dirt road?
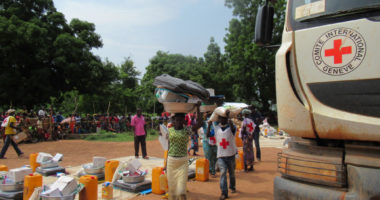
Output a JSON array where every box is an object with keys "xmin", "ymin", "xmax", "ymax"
[{"xmin": 0, "ymin": 139, "xmax": 281, "ymax": 200}]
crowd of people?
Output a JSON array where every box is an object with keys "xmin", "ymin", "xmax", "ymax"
[
  {"xmin": 0, "ymin": 108, "xmax": 139, "ymax": 136},
  {"xmin": 0, "ymin": 104, "xmax": 265, "ymax": 200}
]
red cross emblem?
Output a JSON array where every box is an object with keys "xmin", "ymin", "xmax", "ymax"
[
  {"xmin": 219, "ymin": 138, "xmax": 229, "ymax": 149},
  {"xmin": 247, "ymin": 122, "xmax": 254, "ymax": 133},
  {"xmin": 325, "ymin": 39, "xmax": 352, "ymax": 64}
]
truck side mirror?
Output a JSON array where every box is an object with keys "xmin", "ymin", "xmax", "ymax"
[{"xmin": 254, "ymin": 4, "xmax": 274, "ymax": 45}]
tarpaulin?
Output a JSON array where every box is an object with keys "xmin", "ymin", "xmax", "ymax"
[{"xmin": 154, "ymin": 74, "xmax": 210, "ymax": 100}]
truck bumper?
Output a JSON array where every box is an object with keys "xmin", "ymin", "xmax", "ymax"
[
  {"xmin": 274, "ymin": 165, "xmax": 380, "ymax": 200},
  {"xmin": 274, "ymin": 176, "xmax": 345, "ymax": 200}
]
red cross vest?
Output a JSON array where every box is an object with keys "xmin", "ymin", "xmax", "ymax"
[{"xmin": 215, "ymin": 125, "xmax": 237, "ymax": 158}]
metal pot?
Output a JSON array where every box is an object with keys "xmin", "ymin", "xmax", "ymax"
[
  {"xmin": 82, "ymin": 163, "xmax": 104, "ymax": 174},
  {"xmin": 40, "ymin": 161, "xmax": 60, "ymax": 169},
  {"xmin": 40, "ymin": 193, "xmax": 76, "ymax": 200},
  {"xmin": 122, "ymin": 175, "xmax": 145, "ymax": 183},
  {"xmin": 0, "ymin": 182, "xmax": 24, "ymax": 192}
]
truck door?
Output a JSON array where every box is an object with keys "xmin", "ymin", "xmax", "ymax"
[{"xmin": 290, "ymin": 0, "xmax": 380, "ymax": 141}]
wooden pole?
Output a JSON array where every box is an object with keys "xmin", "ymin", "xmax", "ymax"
[
  {"xmin": 106, "ymin": 101, "xmax": 111, "ymax": 117},
  {"xmin": 73, "ymin": 97, "xmax": 79, "ymax": 115}
]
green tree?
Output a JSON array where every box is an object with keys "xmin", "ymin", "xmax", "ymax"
[
  {"xmin": 53, "ymin": 59, "xmax": 140, "ymax": 115},
  {"xmin": 111, "ymin": 58, "xmax": 141, "ymax": 114},
  {"xmin": 0, "ymin": 0, "xmax": 117, "ymax": 108},
  {"xmin": 119, "ymin": 57, "xmax": 140, "ymax": 89},
  {"xmin": 224, "ymin": 0, "xmax": 286, "ymax": 115},
  {"xmin": 203, "ymin": 37, "xmax": 233, "ymax": 99},
  {"xmin": 139, "ymin": 51, "xmax": 206, "ymax": 112}
]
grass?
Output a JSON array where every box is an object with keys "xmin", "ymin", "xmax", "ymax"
[{"xmin": 83, "ymin": 129, "xmax": 159, "ymax": 142}]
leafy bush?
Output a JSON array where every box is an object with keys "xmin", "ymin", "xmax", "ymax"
[{"xmin": 83, "ymin": 130, "xmax": 158, "ymax": 142}]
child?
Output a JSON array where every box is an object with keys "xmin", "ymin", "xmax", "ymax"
[
  {"xmin": 37, "ymin": 117, "xmax": 45, "ymax": 140},
  {"xmin": 207, "ymin": 109, "xmax": 237, "ymax": 200},
  {"xmin": 188, "ymin": 131, "xmax": 199, "ymax": 156},
  {"xmin": 240, "ymin": 109, "xmax": 255, "ymax": 172},
  {"xmin": 203, "ymin": 112, "xmax": 217, "ymax": 177},
  {"xmin": 188, "ymin": 113, "xmax": 199, "ymax": 156}
]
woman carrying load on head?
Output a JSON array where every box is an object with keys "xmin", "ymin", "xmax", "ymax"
[
  {"xmin": 161, "ymin": 102, "xmax": 203, "ymax": 200},
  {"xmin": 240, "ymin": 109, "xmax": 255, "ymax": 172}
]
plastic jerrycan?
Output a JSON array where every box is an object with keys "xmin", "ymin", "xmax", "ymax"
[
  {"xmin": 235, "ymin": 150, "xmax": 244, "ymax": 170},
  {"xmin": 235, "ymin": 128, "xmax": 243, "ymax": 148},
  {"xmin": 195, "ymin": 158, "xmax": 209, "ymax": 181},
  {"xmin": 105, "ymin": 160, "xmax": 119, "ymax": 182},
  {"xmin": 79, "ymin": 175, "xmax": 98, "ymax": 200},
  {"xmin": 0, "ymin": 165, "xmax": 8, "ymax": 171},
  {"xmin": 29, "ymin": 153, "xmax": 40, "ymax": 172},
  {"xmin": 102, "ymin": 181, "xmax": 113, "ymax": 200},
  {"xmin": 159, "ymin": 171, "xmax": 168, "ymax": 192},
  {"xmin": 23, "ymin": 174, "xmax": 43, "ymax": 200},
  {"xmin": 152, "ymin": 167, "xmax": 165, "ymax": 194}
]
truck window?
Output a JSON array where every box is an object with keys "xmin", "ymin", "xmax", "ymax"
[{"xmin": 288, "ymin": 0, "xmax": 380, "ymax": 30}]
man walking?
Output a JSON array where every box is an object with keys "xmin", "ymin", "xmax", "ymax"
[
  {"xmin": 131, "ymin": 108, "xmax": 148, "ymax": 159},
  {"xmin": 0, "ymin": 109, "xmax": 24, "ymax": 159},
  {"xmin": 249, "ymin": 106, "xmax": 263, "ymax": 161},
  {"xmin": 208, "ymin": 110, "xmax": 237, "ymax": 200},
  {"xmin": 203, "ymin": 112, "xmax": 218, "ymax": 177}
]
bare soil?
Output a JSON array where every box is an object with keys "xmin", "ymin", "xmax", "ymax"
[{"xmin": 0, "ymin": 139, "xmax": 280, "ymax": 200}]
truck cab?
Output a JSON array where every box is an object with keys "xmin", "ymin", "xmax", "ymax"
[{"xmin": 255, "ymin": 1, "xmax": 380, "ymax": 199}]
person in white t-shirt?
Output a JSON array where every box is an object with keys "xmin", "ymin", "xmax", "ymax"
[{"xmin": 207, "ymin": 110, "xmax": 237, "ymax": 200}]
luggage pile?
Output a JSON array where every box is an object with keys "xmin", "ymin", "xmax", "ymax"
[
  {"xmin": 154, "ymin": 74, "xmax": 210, "ymax": 113},
  {"xmin": 80, "ymin": 157, "xmax": 106, "ymax": 179},
  {"xmin": 112, "ymin": 160, "xmax": 151, "ymax": 193},
  {"xmin": 39, "ymin": 175, "xmax": 82, "ymax": 199},
  {"xmin": 35, "ymin": 152, "xmax": 66, "ymax": 176},
  {"xmin": 0, "ymin": 167, "xmax": 32, "ymax": 199}
]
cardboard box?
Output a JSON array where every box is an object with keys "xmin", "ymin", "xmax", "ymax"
[
  {"xmin": 52, "ymin": 153, "xmax": 63, "ymax": 162},
  {"xmin": 50, "ymin": 176, "xmax": 77, "ymax": 196},
  {"xmin": 37, "ymin": 152, "xmax": 53, "ymax": 163},
  {"xmin": 92, "ymin": 157, "xmax": 106, "ymax": 168},
  {"xmin": 12, "ymin": 132, "xmax": 27, "ymax": 144},
  {"xmin": 8, "ymin": 167, "xmax": 32, "ymax": 183}
]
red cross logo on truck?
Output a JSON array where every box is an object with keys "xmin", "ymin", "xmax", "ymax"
[
  {"xmin": 324, "ymin": 39, "xmax": 352, "ymax": 64},
  {"xmin": 219, "ymin": 138, "xmax": 230, "ymax": 149},
  {"xmin": 313, "ymin": 28, "xmax": 366, "ymax": 76}
]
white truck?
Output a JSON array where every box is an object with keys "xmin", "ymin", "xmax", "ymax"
[{"xmin": 255, "ymin": 0, "xmax": 380, "ymax": 199}]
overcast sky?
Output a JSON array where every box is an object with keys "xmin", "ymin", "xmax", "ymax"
[{"xmin": 54, "ymin": 0, "xmax": 233, "ymax": 76}]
